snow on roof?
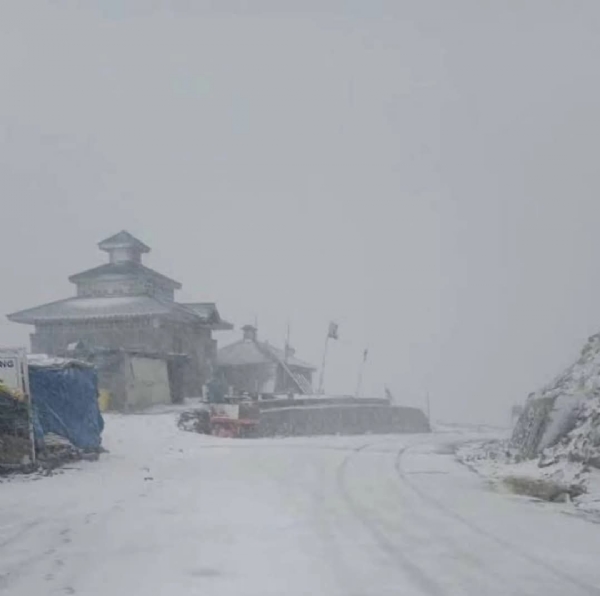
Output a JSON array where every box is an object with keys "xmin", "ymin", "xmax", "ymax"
[
  {"xmin": 27, "ymin": 354, "xmax": 93, "ymax": 369},
  {"xmin": 180, "ymin": 303, "xmax": 216, "ymax": 319},
  {"xmin": 218, "ymin": 340, "xmax": 272, "ymax": 366},
  {"xmin": 8, "ymin": 296, "xmax": 198, "ymax": 324},
  {"xmin": 98, "ymin": 230, "xmax": 150, "ymax": 253},
  {"xmin": 218, "ymin": 339, "xmax": 315, "ymax": 370}
]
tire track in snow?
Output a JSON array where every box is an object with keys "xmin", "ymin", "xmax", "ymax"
[
  {"xmin": 0, "ymin": 523, "xmax": 72, "ymax": 593},
  {"xmin": 395, "ymin": 446, "xmax": 600, "ymax": 596},
  {"xmin": 257, "ymin": 449, "xmax": 370, "ymax": 596},
  {"xmin": 0, "ymin": 519, "xmax": 43, "ymax": 549},
  {"xmin": 335, "ymin": 441, "xmax": 446, "ymax": 596},
  {"xmin": 339, "ymin": 441, "xmax": 519, "ymax": 595},
  {"xmin": 383, "ymin": 447, "xmax": 527, "ymax": 595}
]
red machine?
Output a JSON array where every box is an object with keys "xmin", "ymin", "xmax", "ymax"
[{"xmin": 209, "ymin": 400, "xmax": 260, "ymax": 438}]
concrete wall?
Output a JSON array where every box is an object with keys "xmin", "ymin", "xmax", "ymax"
[{"xmin": 256, "ymin": 404, "xmax": 430, "ymax": 437}]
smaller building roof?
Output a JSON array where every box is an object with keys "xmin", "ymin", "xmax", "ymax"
[
  {"xmin": 98, "ymin": 230, "xmax": 150, "ymax": 254},
  {"xmin": 218, "ymin": 338, "xmax": 315, "ymax": 370}
]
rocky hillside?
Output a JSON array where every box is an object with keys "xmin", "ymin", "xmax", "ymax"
[
  {"xmin": 456, "ymin": 334, "xmax": 600, "ymax": 515},
  {"xmin": 512, "ymin": 333, "xmax": 600, "ymax": 464}
]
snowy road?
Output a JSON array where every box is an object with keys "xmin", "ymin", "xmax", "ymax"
[{"xmin": 1, "ymin": 414, "xmax": 600, "ymax": 596}]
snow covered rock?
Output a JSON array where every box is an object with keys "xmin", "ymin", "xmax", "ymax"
[
  {"xmin": 546, "ymin": 398, "xmax": 600, "ymax": 467},
  {"xmin": 459, "ymin": 334, "xmax": 600, "ymax": 515},
  {"xmin": 512, "ymin": 333, "xmax": 600, "ymax": 458}
]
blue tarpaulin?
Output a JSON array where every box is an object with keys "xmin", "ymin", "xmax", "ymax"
[{"xmin": 29, "ymin": 362, "xmax": 104, "ymax": 451}]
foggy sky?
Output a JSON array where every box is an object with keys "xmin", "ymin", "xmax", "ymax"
[{"xmin": 1, "ymin": 1, "xmax": 600, "ymax": 424}]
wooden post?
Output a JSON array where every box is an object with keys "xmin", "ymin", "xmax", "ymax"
[{"xmin": 16, "ymin": 349, "xmax": 35, "ymax": 465}]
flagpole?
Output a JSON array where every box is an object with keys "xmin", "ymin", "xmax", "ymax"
[
  {"xmin": 317, "ymin": 334, "xmax": 329, "ymax": 395},
  {"xmin": 355, "ymin": 349, "xmax": 368, "ymax": 398},
  {"xmin": 355, "ymin": 366, "xmax": 363, "ymax": 398},
  {"xmin": 284, "ymin": 319, "xmax": 291, "ymax": 363}
]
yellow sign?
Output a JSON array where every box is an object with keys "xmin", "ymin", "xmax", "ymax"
[{"xmin": 98, "ymin": 389, "xmax": 111, "ymax": 412}]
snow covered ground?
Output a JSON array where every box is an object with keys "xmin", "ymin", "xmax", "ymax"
[
  {"xmin": 457, "ymin": 438, "xmax": 600, "ymax": 518},
  {"xmin": 1, "ymin": 414, "xmax": 600, "ymax": 595}
]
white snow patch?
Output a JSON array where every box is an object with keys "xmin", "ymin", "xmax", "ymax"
[
  {"xmin": 539, "ymin": 394, "xmax": 586, "ymax": 450},
  {"xmin": 27, "ymin": 353, "xmax": 91, "ymax": 368},
  {"xmin": 458, "ymin": 440, "xmax": 600, "ymax": 516}
]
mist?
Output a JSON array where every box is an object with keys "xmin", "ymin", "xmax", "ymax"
[{"xmin": 1, "ymin": 1, "xmax": 600, "ymax": 424}]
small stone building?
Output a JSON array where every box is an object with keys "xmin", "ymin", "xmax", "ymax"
[
  {"xmin": 8, "ymin": 231, "xmax": 231, "ymax": 406},
  {"xmin": 217, "ymin": 325, "xmax": 315, "ymax": 396}
]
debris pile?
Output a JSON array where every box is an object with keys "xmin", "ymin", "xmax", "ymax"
[
  {"xmin": 1, "ymin": 355, "xmax": 105, "ymax": 475},
  {"xmin": 178, "ymin": 409, "xmax": 211, "ymax": 435},
  {"xmin": 0, "ymin": 387, "xmax": 32, "ymax": 470},
  {"xmin": 457, "ymin": 440, "xmax": 590, "ymax": 507},
  {"xmin": 36, "ymin": 433, "xmax": 100, "ymax": 471}
]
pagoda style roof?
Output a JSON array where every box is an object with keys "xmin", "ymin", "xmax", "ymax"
[
  {"xmin": 8, "ymin": 296, "xmax": 231, "ymax": 328},
  {"xmin": 8, "ymin": 230, "xmax": 232, "ymax": 331},
  {"xmin": 8, "ymin": 296, "xmax": 193, "ymax": 324},
  {"xmin": 98, "ymin": 230, "xmax": 150, "ymax": 254},
  {"xmin": 69, "ymin": 261, "xmax": 182, "ymax": 289}
]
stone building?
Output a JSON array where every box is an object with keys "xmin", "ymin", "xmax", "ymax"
[
  {"xmin": 8, "ymin": 231, "xmax": 231, "ymax": 405},
  {"xmin": 217, "ymin": 325, "xmax": 315, "ymax": 396}
]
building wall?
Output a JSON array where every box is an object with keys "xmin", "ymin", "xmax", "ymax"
[
  {"xmin": 31, "ymin": 319, "xmax": 216, "ymax": 397},
  {"xmin": 31, "ymin": 319, "xmax": 174, "ymax": 354},
  {"xmin": 220, "ymin": 362, "xmax": 278, "ymax": 395},
  {"xmin": 76, "ymin": 277, "xmax": 175, "ymax": 301},
  {"xmin": 219, "ymin": 363, "xmax": 314, "ymax": 396},
  {"xmin": 168, "ymin": 323, "xmax": 214, "ymax": 396}
]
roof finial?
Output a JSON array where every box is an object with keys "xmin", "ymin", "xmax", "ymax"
[
  {"xmin": 98, "ymin": 230, "xmax": 150, "ymax": 264},
  {"xmin": 242, "ymin": 324, "xmax": 257, "ymax": 342}
]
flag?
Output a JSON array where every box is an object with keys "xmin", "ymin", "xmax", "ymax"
[
  {"xmin": 385, "ymin": 386, "xmax": 394, "ymax": 401},
  {"xmin": 328, "ymin": 322, "xmax": 339, "ymax": 340},
  {"xmin": 363, "ymin": 348, "xmax": 369, "ymax": 362}
]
